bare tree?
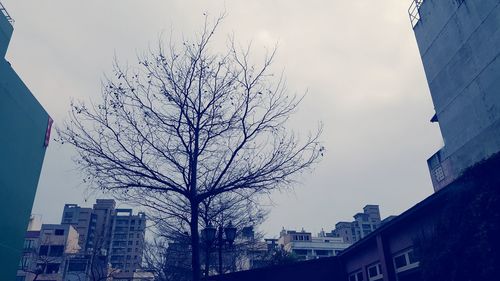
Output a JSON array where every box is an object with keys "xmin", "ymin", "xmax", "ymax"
[{"xmin": 59, "ymin": 15, "xmax": 322, "ymax": 281}]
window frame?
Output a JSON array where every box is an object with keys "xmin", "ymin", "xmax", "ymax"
[
  {"xmin": 393, "ymin": 248, "xmax": 419, "ymax": 273},
  {"xmin": 366, "ymin": 262, "xmax": 383, "ymax": 281}
]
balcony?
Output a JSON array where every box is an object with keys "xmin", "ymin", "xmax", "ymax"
[
  {"xmin": 408, "ymin": 0, "xmax": 424, "ymax": 28},
  {"xmin": 0, "ymin": 2, "xmax": 14, "ymax": 24}
]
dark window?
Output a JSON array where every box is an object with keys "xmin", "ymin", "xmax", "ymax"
[
  {"xmin": 46, "ymin": 263, "xmax": 60, "ymax": 273},
  {"xmin": 49, "ymin": 245, "xmax": 64, "ymax": 257},
  {"xmin": 368, "ymin": 266, "xmax": 378, "ymax": 277},
  {"xmin": 408, "ymin": 250, "xmax": 418, "ymax": 264},
  {"xmin": 39, "ymin": 245, "xmax": 49, "ymax": 256},
  {"xmin": 68, "ymin": 261, "xmax": 87, "ymax": 272},
  {"xmin": 315, "ymin": 250, "xmax": 330, "ymax": 256},
  {"xmin": 54, "ymin": 229, "xmax": 64, "ymax": 236},
  {"xmin": 64, "ymin": 212, "xmax": 73, "ymax": 218},
  {"xmin": 293, "ymin": 249, "xmax": 308, "ymax": 256},
  {"xmin": 394, "ymin": 254, "xmax": 407, "ymax": 268},
  {"xmin": 357, "ymin": 271, "xmax": 364, "ymax": 281}
]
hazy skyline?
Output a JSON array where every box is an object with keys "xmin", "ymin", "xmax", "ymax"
[{"xmin": 3, "ymin": 0, "xmax": 442, "ymax": 237}]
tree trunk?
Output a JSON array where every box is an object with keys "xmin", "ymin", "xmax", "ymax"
[{"xmin": 191, "ymin": 202, "xmax": 201, "ymax": 281}]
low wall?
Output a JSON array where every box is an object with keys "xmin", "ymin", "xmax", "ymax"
[{"xmin": 204, "ymin": 256, "xmax": 345, "ymax": 281}]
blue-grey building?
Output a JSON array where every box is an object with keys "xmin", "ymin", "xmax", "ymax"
[
  {"xmin": 0, "ymin": 2, "xmax": 52, "ymax": 279},
  {"xmin": 410, "ymin": 0, "xmax": 500, "ymax": 191}
]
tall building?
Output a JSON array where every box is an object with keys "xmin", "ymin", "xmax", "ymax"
[
  {"xmin": 60, "ymin": 199, "xmax": 146, "ymax": 272},
  {"xmin": 61, "ymin": 204, "xmax": 97, "ymax": 252},
  {"xmin": 332, "ymin": 205, "xmax": 382, "ymax": 243},
  {"xmin": 410, "ymin": 0, "xmax": 500, "ymax": 191},
  {"xmin": 1, "ymin": 2, "xmax": 52, "ymax": 279},
  {"xmin": 108, "ymin": 209, "xmax": 146, "ymax": 271}
]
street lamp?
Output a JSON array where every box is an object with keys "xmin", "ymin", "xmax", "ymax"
[
  {"xmin": 202, "ymin": 221, "xmax": 238, "ymax": 275},
  {"xmin": 224, "ymin": 221, "xmax": 237, "ymax": 245},
  {"xmin": 201, "ymin": 223, "xmax": 217, "ymax": 245}
]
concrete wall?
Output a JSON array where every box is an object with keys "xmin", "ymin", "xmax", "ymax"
[
  {"xmin": 413, "ymin": 0, "xmax": 500, "ymax": 190},
  {"xmin": 0, "ymin": 11, "xmax": 50, "ymax": 280}
]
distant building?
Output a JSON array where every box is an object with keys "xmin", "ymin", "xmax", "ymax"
[
  {"xmin": 61, "ymin": 199, "xmax": 146, "ymax": 272},
  {"xmin": 16, "ymin": 231, "xmax": 40, "ymax": 281},
  {"xmin": 108, "ymin": 209, "xmax": 146, "ymax": 272},
  {"xmin": 61, "ymin": 204, "xmax": 96, "ymax": 252},
  {"xmin": 332, "ymin": 205, "xmax": 382, "ymax": 243},
  {"xmin": 278, "ymin": 229, "xmax": 351, "ymax": 260},
  {"xmin": 411, "ymin": 0, "xmax": 500, "ymax": 191},
  {"xmin": 1, "ymin": 2, "xmax": 52, "ymax": 279},
  {"xmin": 30, "ymin": 224, "xmax": 80, "ymax": 281}
]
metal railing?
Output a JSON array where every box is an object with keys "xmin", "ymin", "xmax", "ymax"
[
  {"xmin": 408, "ymin": 0, "xmax": 424, "ymax": 28},
  {"xmin": 0, "ymin": 1, "xmax": 14, "ymax": 24}
]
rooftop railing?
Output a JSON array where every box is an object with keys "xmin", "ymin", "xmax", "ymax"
[
  {"xmin": 408, "ymin": 0, "xmax": 424, "ymax": 28},
  {"xmin": 0, "ymin": 1, "xmax": 14, "ymax": 24}
]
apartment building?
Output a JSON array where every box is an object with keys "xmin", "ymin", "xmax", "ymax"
[
  {"xmin": 109, "ymin": 209, "xmax": 146, "ymax": 271},
  {"xmin": 278, "ymin": 229, "xmax": 351, "ymax": 260},
  {"xmin": 332, "ymin": 205, "xmax": 382, "ymax": 243}
]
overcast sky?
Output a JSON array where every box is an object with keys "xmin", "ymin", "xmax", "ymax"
[{"xmin": 3, "ymin": 0, "xmax": 442, "ymax": 237}]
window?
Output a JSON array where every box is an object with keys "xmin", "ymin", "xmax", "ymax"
[
  {"xmin": 23, "ymin": 239, "xmax": 34, "ymax": 251},
  {"xmin": 39, "ymin": 245, "xmax": 49, "ymax": 256},
  {"xmin": 46, "ymin": 263, "xmax": 60, "ymax": 274},
  {"xmin": 18, "ymin": 256, "xmax": 29, "ymax": 269},
  {"xmin": 315, "ymin": 250, "xmax": 330, "ymax": 256},
  {"xmin": 367, "ymin": 263, "xmax": 383, "ymax": 281},
  {"xmin": 68, "ymin": 261, "xmax": 87, "ymax": 272},
  {"xmin": 128, "ymin": 241, "xmax": 133, "ymax": 245},
  {"xmin": 54, "ymin": 229, "xmax": 65, "ymax": 236},
  {"xmin": 349, "ymin": 270, "xmax": 364, "ymax": 281},
  {"xmin": 293, "ymin": 249, "xmax": 308, "ymax": 256},
  {"xmin": 49, "ymin": 245, "xmax": 64, "ymax": 257},
  {"xmin": 393, "ymin": 249, "xmax": 419, "ymax": 273},
  {"xmin": 114, "ymin": 234, "xmax": 127, "ymax": 240}
]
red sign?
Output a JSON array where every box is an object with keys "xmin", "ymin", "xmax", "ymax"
[{"xmin": 44, "ymin": 117, "xmax": 53, "ymax": 147}]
